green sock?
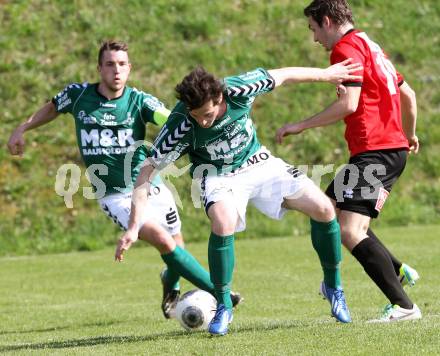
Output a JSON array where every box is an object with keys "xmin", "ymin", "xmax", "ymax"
[
  {"xmin": 162, "ymin": 267, "xmax": 180, "ymax": 290},
  {"xmin": 208, "ymin": 232, "xmax": 235, "ymax": 310},
  {"xmin": 310, "ymin": 218, "xmax": 342, "ymax": 288},
  {"xmin": 161, "ymin": 246, "xmax": 215, "ymax": 294}
]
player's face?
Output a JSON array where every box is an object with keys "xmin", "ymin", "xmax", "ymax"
[
  {"xmin": 98, "ymin": 50, "xmax": 131, "ymax": 92},
  {"xmin": 308, "ymin": 17, "xmax": 333, "ymax": 51},
  {"xmin": 189, "ymin": 95, "xmax": 226, "ymax": 128}
]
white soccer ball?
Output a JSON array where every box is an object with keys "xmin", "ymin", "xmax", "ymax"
[{"xmin": 175, "ymin": 289, "xmax": 217, "ymax": 331}]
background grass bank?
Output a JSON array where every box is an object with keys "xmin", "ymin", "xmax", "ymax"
[{"xmin": 1, "ymin": 0, "xmax": 439, "ymax": 255}]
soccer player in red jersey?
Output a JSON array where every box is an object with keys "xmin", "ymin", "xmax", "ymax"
[{"xmin": 276, "ymin": 0, "xmax": 421, "ymax": 322}]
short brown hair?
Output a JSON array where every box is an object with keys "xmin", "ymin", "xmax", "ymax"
[
  {"xmin": 98, "ymin": 40, "xmax": 128, "ymax": 65},
  {"xmin": 304, "ymin": 0, "xmax": 354, "ymax": 27},
  {"xmin": 175, "ymin": 66, "xmax": 224, "ymax": 110}
]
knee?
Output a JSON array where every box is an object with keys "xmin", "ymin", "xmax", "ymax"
[
  {"xmin": 313, "ymin": 200, "xmax": 336, "ymax": 222},
  {"xmin": 340, "ymin": 224, "xmax": 368, "ymax": 250},
  {"xmin": 340, "ymin": 225, "xmax": 355, "ymax": 242},
  {"xmin": 155, "ymin": 235, "xmax": 175, "ymax": 253},
  {"xmin": 139, "ymin": 225, "xmax": 175, "ymax": 254},
  {"xmin": 208, "ymin": 201, "xmax": 237, "ymax": 235},
  {"xmin": 210, "ymin": 210, "xmax": 236, "ymax": 235},
  {"xmin": 211, "ymin": 219, "xmax": 235, "ymax": 236},
  {"xmin": 173, "ymin": 233, "xmax": 184, "ymax": 248}
]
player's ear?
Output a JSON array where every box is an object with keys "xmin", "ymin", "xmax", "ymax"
[
  {"xmin": 213, "ymin": 93, "xmax": 223, "ymax": 106},
  {"xmin": 323, "ymin": 15, "xmax": 331, "ymax": 29}
]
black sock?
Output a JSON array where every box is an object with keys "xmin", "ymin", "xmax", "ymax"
[
  {"xmin": 367, "ymin": 228, "xmax": 402, "ymax": 276},
  {"xmin": 352, "ymin": 238, "xmax": 413, "ymax": 309}
]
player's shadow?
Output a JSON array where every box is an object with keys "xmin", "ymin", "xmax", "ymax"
[
  {"xmin": 0, "ymin": 319, "xmax": 330, "ymax": 352},
  {"xmin": 0, "ymin": 320, "xmax": 123, "ymax": 336},
  {"xmin": 0, "ymin": 331, "xmax": 189, "ymax": 352}
]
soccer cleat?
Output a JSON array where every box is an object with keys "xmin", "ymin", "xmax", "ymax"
[
  {"xmin": 319, "ymin": 282, "xmax": 352, "ymax": 323},
  {"xmin": 368, "ymin": 303, "xmax": 422, "ymax": 323},
  {"xmin": 230, "ymin": 291, "xmax": 244, "ymax": 308},
  {"xmin": 208, "ymin": 304, "xmax": 233, "ymax": 336},
  {"xmin": 399, "ymin": 263, "xmax": 420, "ymax": 287},
  {"xmin": 160, "ymin": 268, "xmax": 180, "ymax": 319}
]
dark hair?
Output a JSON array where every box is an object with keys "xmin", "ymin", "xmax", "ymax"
[
  {"xmin": 175, "ymin": 66, "xmax": 224, "ymax": 110},
  {"xmin": 304, "ymin": 0, "xmax": 354, "ymax": 27},
  {"xmin": 98, "ymin": 40, "xmax": 129, "ymax": 65}
]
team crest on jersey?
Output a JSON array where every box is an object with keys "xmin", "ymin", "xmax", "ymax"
[
  {"xmin": 77, "ymin": 110, "xmax": 97, "ymax": 124},
  {"xmin": 121, "ymin": 113, "xmax": 135, "ymax": 125}
]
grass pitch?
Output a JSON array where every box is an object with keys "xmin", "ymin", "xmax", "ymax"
[{"xmin": 0, "ymin": 225, "xmax": 439, "ymax": 355}]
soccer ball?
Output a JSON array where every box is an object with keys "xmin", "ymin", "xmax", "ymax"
[{"xmin": 175, "ymin": 289, "xmax": 217, "ymax": 331}]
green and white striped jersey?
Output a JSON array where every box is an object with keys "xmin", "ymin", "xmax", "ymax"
[
  {"xmin": 52, "ymin": 83, "xmax": 169, "ymax": 196},
  {"xmin": 151, "ymin": 68, "xmax": 275, "ymax": 177}
]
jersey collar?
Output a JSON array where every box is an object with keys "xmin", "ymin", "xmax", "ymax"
[
  {"xmin": 342, "ymin": 28, "xmax": 357, "ymax": 38},
  {"xmin": 95, "ymin": 83, "xmax": 127, "ymax": 102}
]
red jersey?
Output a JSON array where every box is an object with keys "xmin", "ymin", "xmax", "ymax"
[{"xmin": 331, "ymin": 29, "xmax": 409, "ymax": 156}]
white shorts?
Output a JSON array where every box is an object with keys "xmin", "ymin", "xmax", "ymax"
[
  {"xmin": 201, "ymin": 147, "xmax": 315, "ymax": 232},
  {"xmin": 98, "ymin": 183, "xmax": 181, "ymax": 236}
]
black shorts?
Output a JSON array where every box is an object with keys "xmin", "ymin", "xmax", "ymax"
[{"xmin": 326, "ymin": 148, "xmax": 407, "ymax": 218}]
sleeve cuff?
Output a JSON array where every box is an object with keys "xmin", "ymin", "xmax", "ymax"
[{"xmin": 342, "ymin": 81, "xmax": 363, "ymax": 87}]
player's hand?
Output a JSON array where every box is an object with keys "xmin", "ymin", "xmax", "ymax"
[
  {"xmin": 276, "ymin": 123, "xmax": 304, "ymax": 144},
  {"xmin": 407, "ymin": 135, "xmax": 419, "ymax": 154},
  {"xmin": 325, "ymin": 58, "xmax": 363, "ymax": 85},
  {"xmin": 115, "ymin": 229, "xmax": 138, "ymax": 262},
  {"xmin": 7, "ymin": 129, "xmax": 26, "ymax": 156}
]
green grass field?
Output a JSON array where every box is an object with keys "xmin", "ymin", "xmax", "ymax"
[
  {"xmin": 1, "ymin": 225, "xmax": 438, "ymax": 355},
  {"xmin": 1, "ymin": 2, "xmax": 438, "ymax": 353}
]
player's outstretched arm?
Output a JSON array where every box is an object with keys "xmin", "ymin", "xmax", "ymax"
[
  {"xmin": 115, "ymin": 163, "xmax": 156, "ymax": 261},
  {"xmin": 399, "ymin": 82, "xmax": 419, "ymax": 154},
  {"xmin": 276, "ymin": 86, "xmax": 361, "ymax": 144},
  {"xmin": 7, "ymin": 102, "xmax": 59, "ymax": 156},
  {"xmin": 268, "ymin": 58, "xmax": 362, "ymax": 88}
]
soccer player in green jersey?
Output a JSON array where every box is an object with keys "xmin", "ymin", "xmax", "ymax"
[
  {"xmin": 117, "ymin": 61, "xmax": 363, "ymax": 335},
  {"xmin": 7, "ymin": 40, "xmax": 241, "ymax": 319}
]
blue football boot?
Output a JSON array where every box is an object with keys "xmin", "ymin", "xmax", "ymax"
[
  {"xmin": 319, "ymin": 281, "xmax": 352, "ymax": 323},
  {"xmin": 208, "ymin": 304, "xmax": 233, "ymax": 336}
]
